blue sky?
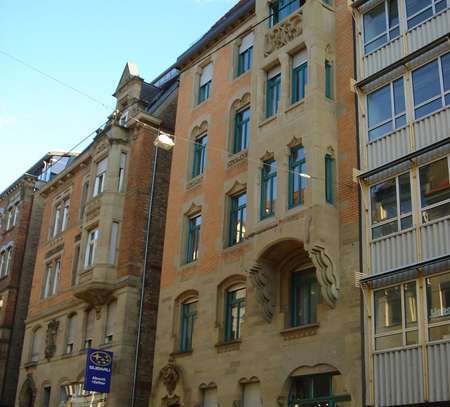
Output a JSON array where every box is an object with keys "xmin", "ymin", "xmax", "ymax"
[{"xmin": 0, "ymin": 0, "xmax": 238, "ymax": 191}]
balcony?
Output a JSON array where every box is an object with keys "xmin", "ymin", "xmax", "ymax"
[
  {"xmin": 73, "ymin": 264, "xmax": 115, "ymax": 307},
  {"xmin": 360, "ymin": 8, "xmax": 450, "ymax": 79}
]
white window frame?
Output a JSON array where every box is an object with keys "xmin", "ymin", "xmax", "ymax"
[
  {"xmin": 118, "ymin": 152, "xmax": 127, "ymax": 192},
  {"xmin": 406, "ymin": 0, "xmax": 449, "ymax": 30},
  {"xmin": 93, "ymin": 158, "xmax": 108, "ymax": 197},
  {"xmin": 84, "ymin": 228, "xmax": 99, "ymax": 268},
  {"xmin": 425, "ymin": 271, "xmax": 450, "ymax": 343}
]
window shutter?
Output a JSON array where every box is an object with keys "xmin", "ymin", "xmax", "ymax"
[
  {"xmin": 105, "ymin": 301, "xmax": 116, "ymax": 338},
  {"xmin": 85, "ymin": 309, "xmax": 95, "ymax": 341},
  {"xmin": 239, "ymin": 32, "xmax": 254, "ymax": 53},
  {"xmin": 96, "ymin": 158, "xmax": 108, "ymax": 175},
  {"xmin": 267, "ymin": 65, "xmax": 281, "ymax": 79},
  {"xmin": 292, "ymin": 49, "xmax": 307, "ymax": 68},
  {"xmin": 67, "ymin": 315, "xmax": 76, "ymax": 344},
  {"xmin": 200, "ymin": 63, "xmax": 213, "ymax": 86}
]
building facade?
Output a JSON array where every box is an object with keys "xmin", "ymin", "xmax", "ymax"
[
  {"xmin": 0, "ymin": 153, "xmax": 75, "ymax": 407},
  {"xmin": 353, "ymin": 0, "xmax": 450, "ymax": 405},
  {"xmin": 150, "ymin": 0, "xmax": 361, "ymax": 406},
  {"xmin": 15, "ymin": 64, "xmax": 178, "ymax": 407}
]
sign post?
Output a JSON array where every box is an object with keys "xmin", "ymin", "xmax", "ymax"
[{"xmin": 84, "ymin": 349, "xmax": 114, "ymax": 393}]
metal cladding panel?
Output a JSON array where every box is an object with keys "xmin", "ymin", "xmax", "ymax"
[
  {"xmin": 367, "ymin": 128, "xmax": 409, "ymax": 169},
  {"xmin": 428, "ymin": 341, "xmax": 450, "ymax": 402},
  {"xmin": 414, "ymin": 108, "xmax": 450, "ymax": 150},
  {"xmin": 371, "ymin": 230, "xmax": 417, "ymax": 275},
  {"xmin": 374, "ymin": 347, "xmax": 424, "ymax": 406},
  {"xmin": 407, "ymin": 9, "xmax": 450, "ymax": 53},
  {"xmin": 364, "ymin": 37, "xmax": 403, "ymax": 78},
  {"xmin": 421, "ymin": 218, "xmax": 450, "ymax": 260}
]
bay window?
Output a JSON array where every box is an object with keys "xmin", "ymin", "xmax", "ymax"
[
  {"xmin": 84, "ymin": 228, "xmax": 99, "ymax": 268},
  {"xmin": 367, "ymin": 78, "xmax": 406, "ymax": 141},
  {"xmin": 269, "ymin": 0, "xmax": 304, "ymax": 27},
  {"xmin": 370, "ymin": 173, "xmax": 412, "ymax": 239},
  {"xmin": 93, "ymin": 158, "xmax": 108, "ymax": 197}
]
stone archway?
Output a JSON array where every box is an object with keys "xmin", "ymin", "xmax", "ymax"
[{"xmin": 18, "ymin": 375, "xmax": 36, "ymax": 407}]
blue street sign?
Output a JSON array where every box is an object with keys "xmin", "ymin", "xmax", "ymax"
[{"xmin": 84, "ymin": 349, "xmax": 114, "ymax": 393}]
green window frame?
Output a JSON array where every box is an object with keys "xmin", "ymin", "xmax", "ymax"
[
  {"xmin": 266, "ymin": 73, "xmax": 281, "ymax": 117},
  {"xmin": 179, "ymin": 299, "xmax": 197, "ymax": 352},
  {"xmin": 288, "ymin": 146, "xmax": 307, "ymax": 208},
  {"xmin": 192, "ymin": 134, "xmax": 207, "ymax": 178},
  {"xmin": 238, "ymin": 47, "xmax": 253, "ymax": 76},
  {"xmin": 224, "ymin": 286, "xmax": 246, "ymax": 342},
  {"xmin": 325, "ymin": 60, "xmax": 333, "ymax": 99},
  {"xmin": 260, "ymin": 160, "xmax": 277, "ymax": 219},
  {"xmin": 288, "ymin": 373, "xmax": 351, "ymax": 407},
  {"xmin": 198, "ymin": 81, "xmax": 211, "ymax": 104},
  {"xmin": 291, "ymin": 269, "xmax": 319, "ymax": 327},
  {"xmin": 325, "ymin": 154, "xmax": 335, "ymax": 204},
  {"xmin": 292, "ymin": 62, "xmax": 307, "ymax": 103},
  {"xmin": 233, "ymin": 107, "xmax": 250, "ymax": 153},
  {"xmin": 186, "ymin": 214, "xmax": 201, "ymax": 263},
  {"xmin": 269, "ymin": 0, "xmax": 305, "ymax": 27},
  {"xmin": 229, "ymin": 192, "xmax": 247, "ymax": 246}
]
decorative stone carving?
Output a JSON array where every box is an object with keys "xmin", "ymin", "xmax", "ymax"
[
  {"xmin": 160, "ymin": 357, "xmax": 181, "ymax": 396},
  {"xmin": 277, "ymin": 395, "xmax": 286, "ymax": 406},
  {"xmin": 265, "ymin": 13, "xmax": 302, "ymax": 56},
  {"xmin": 248, "ymin": 261, "xmax": 275, "ymax": 322},
  {"xmin": 232, "ymin": 401, "xmax": 241, "ymax": 407},
  {"xmin": 45, "ymin": 319, "xmax": 59, "ymax": 359},
  {"xmin": 161, "ymin": 394, "xmax": 181, "ymax": 407},
  {"xmin": 309, "ymin": 245, "xmax": 339, "ymax": 308}
]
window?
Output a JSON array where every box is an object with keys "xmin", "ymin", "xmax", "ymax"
[
  {"xmin": 412, "ymin": 53, "xmax": 450, "ymax": 119},
  {"xmin": 374, "ymin": 282, "xmax": 418, "ymax": 350},
  {"xmin": 71, "ymin": 244, "xmax": 80, "ymax": 287},
  {"xmin": 6, "ymin": 205, "xmax": 16, "ymax": 230},
  {"xmin": 30, "ymin": 327, "xmax": 42, "ymax": 362},
  {"xmin": 363, "ymin": 0, "xmax": 399, "ymax": 54},
  {"xmin": 242, "ymin": 382, "xmax": 262, "ymax": 407},
  {"xmin": 201, "ymin": 387, "xmax": 218, "ymax": 407},
  {"xmin": 42, "ymin": 259, "xmax": 61, "ymax": 299},
  {"xmin": 266, "ymin": 68, "xmax": 281, "ymax": 117},
  {"xmin": 179, "ymin": 298, "xmax": 197, "ymax": 352},
  {"xmin": 261, "ymin": 160, "xmax": 277, "ymax": 219},
  {"xmin": 42, "ymin": 386, "xmax": 51, "ymax": 407},
  {"xmin": 291, "ymin": 269, "xmax": 319, "ymax": 327},
  {"xmin": 93, "ymin": 158, "xmax": 107, "ymax": 197},
  {"xmin": 12, "ymin": 202, "xmax": 19, "ymax": 227},
  {"xmin": 292, "ymin": 51, "xmax": 307, "ymax": 104},
  {"xmin": 65, "ymin": 314, "xmax": 76, "ymax": 354},
  {"xmin": 104, "ymin": 301, "xmax": 116, "ymax": 344},
  {"xmin": 238, "ymin": 32, "xmax": 254, "ymax": 76},
  {"xmin": 84, "ymin": 228, "xmax": 99, "ymax": 268},
  {"xmin": 370, "ymin": 173, "xmax": 412, "ymax": 239},
  {"xmin": 52, "ymin": 198, "xmax": 70, "ymax": 237},
  {"xmin": 367, "ymin": 78, "xmax": 406, "ymax": 141},
  {"xmin": 0, "ymin": 247, "xmax": 12, "ymax": 278},
  {"xmin": 419, "ymin": 157, "xmax": 450, "ymax": 223},
  {"xmin": 269, "ymin": 0, "xmax": 305, "ymax": 27},
  {"xmin": 108, "ymin": 222, "xmax": 119, "ymax": 264},
  {"xmin": 325, "ymin": 60, "xmax": 334, "ymax": 99},
  {"xmin": 229, "ymin": 192, "xmax": 247, "ymax": 246},
  {"xmin": 325, "ymin": 155, "xmax": 335, "ymax": 204},
  {"xmin": 186, "ymin": 214, "xmax": 201, "ymax": 263},
  {"xmin": 224, "ymin": 285, "xmax": 246, "ymax": 341},
  {"xmin": 198, "ymin": 63, "xmax": 213, "ymax": 104},
  {"xmin": 288, "ymin": 373, "xmax": 351, "ymax": 407},
  {"xmin": 84, "ymin": 309, "xmax": 95, "ymax": 349},
  {"xmin": 192, "ymin": 134, "xmax": 208, "ymax": 178},
  {"xmin": 426, "ymin": 272, "xmax": 450, "ymax": 341},
  {"xmin": 406, "ymin": 0, "xmax": 448, "ymax": 30},
  {"xmin": 80, "ymin": 181, "xmax": 89, "ymax": 220},
  {"xmin": 233, "ymin": 107, "xmax": 250, "ymax": 154},
  {"xmin": 288, "ymin": 147, "xmax": 307, "ymax": 209},
  {"xmin": 118, "ymin": 152, "xmax": 127, "ymax": 192}
]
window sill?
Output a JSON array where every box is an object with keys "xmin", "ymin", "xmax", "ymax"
[
  {"xmin": 285, "ymin": 99, "xmax": 305, "ymax": 114},
  {"xmin": 171, "ymin": 350, "xmax": 193, "ymax": 358},
  {"xmin": 215, "ymin": 339, "xmax": 241, "ymax": 353},
  {"xmin": 259, "ymin": 115, "xmax": 278, "ymax": 128},
  {"xmin": 179, "ymin": 260, "xmax": 198, "ymax": 271},
  {"xmin": 223, "ymin": 240, "xmax": 248, "ymax": 254},
  {"xmin": 226, "ymin": 150, "xmax": 248, "ymax": 170},
  {"xmin": 99, "ymin": 341, "xmax": 114, "ymax": 350},
  {"xmin": 186, "ymin": 175, "xmax": 203, "ymax": 191},
  {"xmin": 280, "ymin": 323, "xmax": 319, "ymax": 340},
  {"xmin": 61, "ymin": 352, "xmax": 75, "ymax": 359},
  {"xmin": 193, "ymin": 99, "xmax": 209, "ymax": 110},
  {"xmin": 24, "ymin": 361, "xmax": 38, "ymax": 369},
  {"xmin": 234, "ymin": 69, "xmax": 251, "ymax": 81}
]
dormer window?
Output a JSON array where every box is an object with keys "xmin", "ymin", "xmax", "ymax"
[
  {"xmin": 269, "ymin": 0, "xmax": 304, "ymax": 27},
  {"xmin": 198, "ymin": 63, "xmax": 213, "ymax": 104}
]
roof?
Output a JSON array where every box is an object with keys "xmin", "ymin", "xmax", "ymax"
[{"xmin": 176, "ymin": 0, "xmax": 255, "ymax": 68}]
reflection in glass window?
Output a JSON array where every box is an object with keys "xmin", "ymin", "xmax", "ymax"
[
  {"xmin": 224, "ymin": 285, "xmax": 246, "ymax": 342},
  {"xmin": 291, "ymin": 269, "xmax": 319, "ymax": 327},
  {"xmin": 363, "ymin": 0, "xmax": 399, "ymax": 54},
  {"xmin": 260, "ymin": 160, "xmax": 277, "ymax": 219},
  {"xmin": 367, "ymin": 79, "xmax": 406, "ymax": 141},
  {"xmin": 426, "ymin": 273, "xmax": 450, "ymax": 341},
  {"xmin": 412, "ymin": 53, "xmax": 450, "ymax": 119},
  {"xmin": 266, "ymin": 70, "xmax": 281, "ymax": 117},
  {"xmin": 370, "ymin": 173, "xmax": 412, "ymax": 239},
  {"xmin": 374, "ymin": 283, "xmax": 418, "ymax": 350},
  {"xmin": 419, "ymin": 157, "xmax": 450, "ymax": 223},
  {"xmin": 179, "ymin": 298, "xmax": 197, "ymax": 352},
  {"xmin": 406, "ymin": 0, "xmax": 448, "ymax": 30},
  {"xmin": 186, "ymin": 214, "xmax": 202, "ymax": 263},
  {"xmin": 233, "ymin": 108, "xmax": 250, "ymax": 154},
  {"xmin": 238, "ymin": 32, "xmax": 254, "ymax": 76},
  {"xmin": 269, "ymin": 0, "xmax": 305, "ymax": 27},
  {"xmin": 288, "ymin": 146, "xmax": 307, "ymax": 208},
  {"xmin": 229, "ymin": 192, "xmax": 247, "ymax": 246},
  {"xmin": 192, "ymin": 134, "xmax": 208, "ymax": 178}
]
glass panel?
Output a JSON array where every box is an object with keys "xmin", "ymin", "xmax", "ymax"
[
  {"xmin": 401, "ymin": 215, "xmax": 413, "ymax": 230},
  {"xmin": 375, "ymin": 333, "xmax": 403, "ymax": 350},
  {"xmin": 399, "ymin": 173, "xmax": 412, "ymax": 214},
  {"xmin": 435, "ymin": 0, "xmax": 447, "ymax": 13},
  {"xmin": 368, "ymin": 85, "xmax": 392, "ymax": 129},
  {"xmin": 363, "ymin": 3, "xmax": 386, "ymax": 44},
  {"xmin": 429, "ymin": 324, "xmax": 450, "ymax": 341},
  {"xmin": 442, "ymin": 53, "xmax": 450, "ymax": 92},
  {"xmin": 370, "ymin": 178, "xmax": 397, "ymax": 224},
  {"xmin": 404, "ymin": 283, "xmax": 418, "ymax": 328},
  {"xmin": 365, "ymin": 34, "xmax": 388, "ymax": 54},
  {"xmin": 372, "ymin": 220, "xmax": 398, "ymax": 239},
  {"xmin": 422, "ymin": 202, "xmax": 450, "ymax": 222},
  {"xmin": 405, "ymin": 0, "xmax": 432, "ymax": 16},
  {"xmin": 388, "ymin": 0, "xmax": 399, "ymax": 28},
  {"xmin": 375, "ymin": 286, "xmax": 402, "ymax": 334},
  {"xmin": 406, "ymin": 330, "xmax": 419, "ymax": 345},
  {"xmin": 313, "ymin": 375, "xmax": 331, "ymax": 398},
  {"xmin": 412, "ymin": 60, "xmax": 441, "ymax": 107},
  {"xmin": 427, "ymin": 273, "xmax": 450, "ymax": 323},
  {"xmin": 419, "ymin": 158, "xmax": 450, "ymax": 208},
  {"xmin": 415, "ymin": 98, "xmax": 443, "ymax": 119},
  {"xmin": 369, "ymin": 121, "xmax": 394, "ymax": 140},
  {"xmin": 291, "ymin": 376, "xmax": 313, "ymax": 400},
  {"xmin": 395, "ymin": 114, "xmax": 406, "ymax": 128},
  {"xmin": 393, "ymin": 78, "xmax": 405, "ymax": 115},
  {"xmin": 408, "ymin": 7, "xmax": 433, "ymax": 28}
]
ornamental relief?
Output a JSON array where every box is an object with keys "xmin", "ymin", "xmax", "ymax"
[{"xmin": 264, "ymin": 13, "xmax": 303, "ymax": 56}]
